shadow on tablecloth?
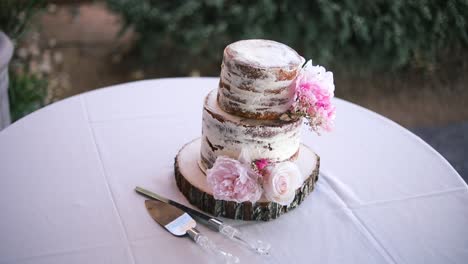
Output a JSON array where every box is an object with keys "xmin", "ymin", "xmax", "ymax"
[{"xmin": 411, "ymin": 121, "xmax": 468, "ymax": 183}]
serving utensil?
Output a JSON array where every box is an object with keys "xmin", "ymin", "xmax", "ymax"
[
  {"xmin": 145, "ymin": 199, "xmax": 239, "ymax": 264},
  {"xmin": 137, "ymin": 186, "xmax": 271, "ymax": 255}
]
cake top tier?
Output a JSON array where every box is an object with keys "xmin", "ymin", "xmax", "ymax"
[
  {"xmin": 225, "ymin": 39, "xmax": 304, "ymax": 69},
  {"xmin": 219, "ymin": 39, "xmax": 305, "ymax": 120}
]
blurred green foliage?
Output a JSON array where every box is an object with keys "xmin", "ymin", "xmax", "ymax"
[
  {"xmin": 8, "ymin": 72, "xmax": 47, "ymax": 121},
  {"xmin": 0, "ymin": 0, "xmax": 45, "ymax": 40},
  {"xmin": 1, "ymin": 0, "xmax": 46, "ymax": 121},
  {"xmin": 107, "ymin": 0, "xmax": 468, "ymax": 74}
]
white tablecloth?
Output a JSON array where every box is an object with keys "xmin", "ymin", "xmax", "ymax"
[{"xmin": 1, "ymin": 77, "xmax": 467, "ymax": 264}]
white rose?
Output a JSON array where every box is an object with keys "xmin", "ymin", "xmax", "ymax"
[{"xmin": 263, "ymin": 162, "xmax": 303, "ymax": 206}]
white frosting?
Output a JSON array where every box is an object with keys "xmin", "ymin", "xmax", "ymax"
[
  {"xmin": 219, "ymin": 70, "xmax": 295, "ymax": 113},
  {"xmin": 219, "ymin": 39, "xmax": 305, "ymax": 117},
  {"xmin": 200, "ymin": 90, "xmax": 302, "ymax": 169},
  {"xmin": 228, "ymin": 39, "xmax": 303, "ymax": 68}
]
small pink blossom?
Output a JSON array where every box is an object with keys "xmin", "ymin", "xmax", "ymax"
[
  {"xmin": 254, "ymin": 159, "xmax": 269, "ymax": 171},
  {"xmin": 290, "ymin": 60, "xmax": 336, "ymax": 134},
  {"xmin": 207, "ymin": 156, "xmax": 262, "ymax": 203}
]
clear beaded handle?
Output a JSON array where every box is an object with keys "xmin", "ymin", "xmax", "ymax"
[
  {"xmin": 188, "ymin": 229, "xmax": 240, "ymax": 264},
  {"xmin": 219, "ymin": 224, "xmax": 271, "ymax": 255}
]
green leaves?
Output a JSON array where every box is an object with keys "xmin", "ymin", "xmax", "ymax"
[
  {"xmin": 0, "ymin": 0, "xmax": 45, "ymax": 40},
  {"xmin": 106, "ymin": 0, "xmax": 468, "ymax": 73},
  {"xmin": 8, "ymin": 72, "xmax": 47, "ymax": 122}
]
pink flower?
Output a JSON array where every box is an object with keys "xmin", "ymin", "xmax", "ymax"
[
  {"xmin": 207, "ymin": 156, "xmax": 262, "ymax": 203},
  {"xmin": 290, "ymin": 60, "xmax": 336, "ymax": 134},
  {"xmin": 263, "ymin": 162, "xmax": 302, "ymax": 206},
  {"xmin": 254, "ymin": 159, "xmax": 269, "ymax": 171}
]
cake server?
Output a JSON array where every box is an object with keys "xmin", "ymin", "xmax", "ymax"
[
  {"xmin": 136, "ymin": 186, "xmax": 271, "ymax": 255},
  {"xmin": 145, "ymin": 199, "xmax": 239, "ymax": 264}
]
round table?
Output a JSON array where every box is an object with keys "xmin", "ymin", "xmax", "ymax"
[{"xmin": 1, "ymin": 78, "xmax": 467, "ymax": 264}]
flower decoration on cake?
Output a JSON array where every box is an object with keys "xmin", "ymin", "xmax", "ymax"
[
  {"xmin": 282, "ymin": 60, "xmax": 336, "ymax": 134},
  {"xmin": 207, "ymin": 156, "xmax": 263, "ymax": 203},
  {"xmin": 262, "ymin": 161, "xmax": 302, "ymax": 206},
  {"xmin": 254, "ymin": 158, "xmax": 270, "ymax": 172},
  {"xmin": 207, "ymin": 151, "xmax": 302, "ymax": 206}
]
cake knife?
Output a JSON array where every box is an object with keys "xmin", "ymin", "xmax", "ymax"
[
  {"xmin": 145, "ymin": 199, "xmax": 239, "ymax": 264},
  {"xmin": 135, "ymin": 186, "xmax": 271, "ymax": 255}
]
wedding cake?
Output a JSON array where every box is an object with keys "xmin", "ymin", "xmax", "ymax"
[{"xmin": 175, "ymin": 39, "xmax": 335, "ymax": 221}]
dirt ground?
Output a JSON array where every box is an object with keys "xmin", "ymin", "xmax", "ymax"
[{"xmin": 35, "ymin": 3, "xmax": 468, "ymax": 128}]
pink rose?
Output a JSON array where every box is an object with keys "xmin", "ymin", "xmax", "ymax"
[
  {"xmin": 263, "ymin": 162, "xmax": 302, "ymax": 206},
  {"xmin": 207, "ymin": 156, "xmax": 262, "ymax": 203}
]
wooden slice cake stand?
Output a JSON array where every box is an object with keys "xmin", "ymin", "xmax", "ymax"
[{"xmin": 175, "ymin": 138, "xmax": 320, "ymax": 221}]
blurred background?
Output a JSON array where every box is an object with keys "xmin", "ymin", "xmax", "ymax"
[{"xmin": 0, "ymin": 0, "xmax": 467, "ymax": 178}]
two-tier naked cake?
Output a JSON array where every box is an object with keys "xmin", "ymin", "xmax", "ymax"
[{"xmin": 175, "ymin": 39, "xmax": 336, "ymax": 221}]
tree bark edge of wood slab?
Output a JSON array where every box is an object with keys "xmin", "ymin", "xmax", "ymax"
[{"xmin": 174, "ymin": 153, "xmax": 320, "ymax": 221}]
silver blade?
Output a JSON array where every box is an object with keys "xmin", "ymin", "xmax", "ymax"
[
  {"xmin": 136, "ymin": 187, "xmax": 216, "ymax": 224},
  {"xmin": 145, "ymin": 200, "xmax": 196, "ymax": 236}
]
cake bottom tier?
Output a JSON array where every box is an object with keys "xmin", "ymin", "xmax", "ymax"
[{"xmin": 175, "ymin": 138, "xmax": 320, "ymax": 221}]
